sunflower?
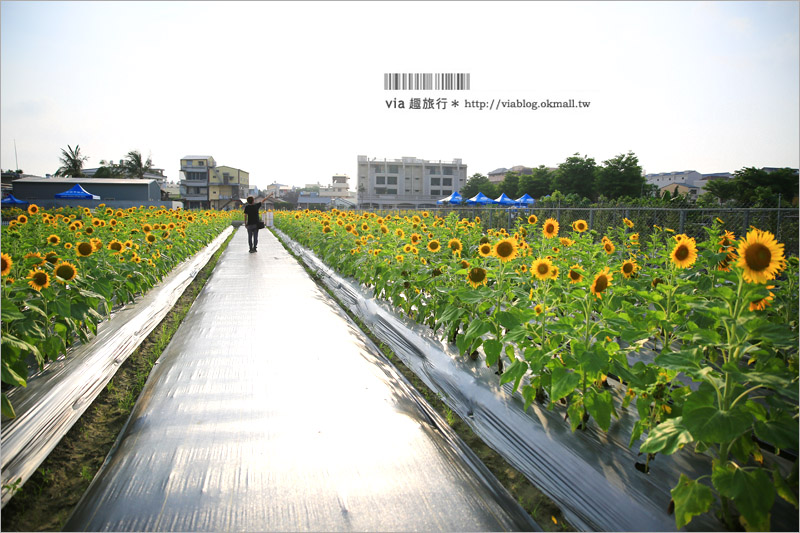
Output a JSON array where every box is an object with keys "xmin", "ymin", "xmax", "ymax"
[
  {"xmin": 494, "ymin": 238, "xmax": 518, "ymax": 262},
  {"xmin": 542, "ymin": 218, "xmax": 559, "ymax": 238},
  {"xmin": 572, "ymin": 219, "xmax": 588, "ymax": 233},
  {"xmin": 629, "ymin": 233, "xmax": 639, "ymax": 243},
  {"xmin": 467, "ymin": 267, "xmax": 488, "ymax": 288},
  {"xmin": 379, "ymin": 225, "xmax": 389, "ymax": 234},
  {"xmin": 620, "ymin": 259, "xmax": 638, "ymax": 278},
  {"xmin": 590, "ymin": 267, "xmax": 613, "ymax": 299},
  {"xmin": 531, "ymin": 258, "xmax": 553, "ymax": 280},
  {"xmin": 749, "ymin": 286, "xmax": 775, "ymax": 312},
  {"xmin": 108, "ymin": 240, "xmax": 124, "ymax": 254},
  {"xmin": 27, "ymin": 204, "xmax": 40, "ymax": 215},
  {"xmin": 91, "ymin": 238, "xmax": 103, "ymax": 251},
  {"xmin": 427, "ymin": 240, "xmax": 441, "ymax": 253},
  {"xmin": 448, "ymin": 238, "xmax": 463, "ymax": 255},
  {"xmin": 361, "ymin": 223, "xmax": 369, "ymax": 232},
  {"xmin": 45, "ymin": 251, "xmax": 59, "ymax": 265},
  {"xmin": 25, "ymin": 252, "xmax": 46, "ymax": 266},
  {"xmin": 27, "ymin": 268, "xmax": 50, "ymax": 291},
  {"xmin": 84, "ymin": 226, "xmax": 94, "ymax": 235},
  {"xmin": 568, "ymin": 264, "xmax": 583, "ymax": 284},
  {"xmin": 550, "ymin": 265, "xmax": 559, "ymax": 280},
  {"xmin": 736, "ymin": 229, "xmax": 785, "ymax": 284},
  {"xmin": 395, "ymin": 255, "xmax": 404, "ymax": 263},
  {"xmin": 559, "ymin": 237, "xmax": 575, "ymax": 247},
  {"xmin": 603, "ymin": 240, "xmax": 615, "ymax": 254},
  {"xmin": 670, "ymin": 237, "xmax": 698, "ymax": 269},
  {"xmin": 76, "ymin": 242, "xmax": 94, "ymax": 257},
  {"xmin": 412, "ymin": 215, "xmax": 421, "ymax": 224},
  {"xmin": 1, "ymin": 253, "xmax": 12, "ymax": 276},
  {"xmin": 146, "ymin": 233, "xmax": 157, "ymax": 243},
  {"xmin": 528, "ymin": 214, "xmax": 538, "ymax": 225},
  {"xmin": 17, "ymin": 214, "xmax": 28, "ymax": 224},
  {"xmin": 64, "ymin": 242, "xmax": 73, "ymax": 250},
  {"xmin": 403, "ymin": 244, "xmax": 413, "ymax": 253},
  {"xmin": 395, "ymin": 228, "xmax": 405, "ymax": 238},
  {"xmin": 54, "ymin": 261, "xmax": 78, "ymax": 282},
  {"xmin": 160, "ymin": 230, "xmax": 170, "ymax": 240},
  {"xmin": 478, "ymin": 243, "xmax": 493, "ymax": 257},
  {"xmin": 534, "ymin": 304, "xmax": 544, "ymax": 315},
  {"xmin": 622, "ymin": 217, "xmax": 634, "ymax": 228}
]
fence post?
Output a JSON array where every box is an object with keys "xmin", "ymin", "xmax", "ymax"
[
  {"xmin": 777, "ymin": 207, "xmax": 782, "ymax": 242},
  {"xmin": 679, "ymin": 210, "xmax": 686, "ymax": 234},
  {"xmin": 589, "ymin": 208, "xmax": 594, "ymax": 231}
]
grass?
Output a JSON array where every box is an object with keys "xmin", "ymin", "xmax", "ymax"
[{"xmin": 0, "ymin": 231, "xmax": 233, "ymax": 532}]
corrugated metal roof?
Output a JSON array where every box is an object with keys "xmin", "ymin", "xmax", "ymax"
[{"xmin": 13, "ymin": 177, "xmax": 156, "ymax": 185}]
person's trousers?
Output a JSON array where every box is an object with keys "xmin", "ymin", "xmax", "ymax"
[{"xmin": 246, "ymin": 224, "xmax": 259, "ymax": 250}]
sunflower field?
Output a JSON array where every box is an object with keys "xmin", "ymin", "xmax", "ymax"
[
  {"xmin": 275, "ymin": 208, "xmax": 799, "ymax": 531},
  {"xmin": 1, "ymin": 204, "xmax": 236, "ymax": 418}
]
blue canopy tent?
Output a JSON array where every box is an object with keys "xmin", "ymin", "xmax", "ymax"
[
  {"xmin": 1, "ymin": 194, "xmax": 29, "ymax": 206},
  {"xmin": 54, "ymin": 184, "xmax": 100, "ymax": 200},
  {"xmin": 436, "ymin": 191, "xmax": 463, "ymax": 205},
  {"xmin": 494, "ymin": 193, "xmax": 516, "ymax": 206},
  {"xmin": 466, "ymin": 192, "xmax": 493, "ymax": 205},
  {"xmin": 515, "ymin": 193, "xmax": 535, "ymax": 207}
]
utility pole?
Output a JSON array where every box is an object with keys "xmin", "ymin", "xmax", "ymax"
[{"xmin": 14, "ymin": 139, "xmax": 19, "ymax": 171}]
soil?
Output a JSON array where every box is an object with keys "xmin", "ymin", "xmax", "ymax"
[{"xmin": 2, "ymin": 229, "xmax": 573, "ymax": 531}]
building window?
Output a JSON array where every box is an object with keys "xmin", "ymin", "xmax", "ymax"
[
  {"xmin": 373, "ymin": 164, "xmax": 385, "ymax": 173},
  {"xmin": 387, "ymin": 188, "xmax": 397, "ymax": 195},
  {"xmin": 431, "ymin": 189, "xmax": 440, "ymax": 196},
  {"xmin": 387, "ymin": 176, "xmax": 397, "ymax": 185},
  {"xmin": 430, "ymin": 177, "xmax": 440, "ymax": 186},
  {"xmin": 376, "ymin": 176, "xmax": 386, "ymax": 185},
  {"xmin": 443, "ymin": 178, "xmax": 452, "ymax": 186},
  {"xmin": 442, "ymin": 190, "xmax": 452, "ymax": 196},
  {"xmin": 388, "ymin": 165, "xmax": 399, "ymax": 173},
  {"xmin": 197, "ymin": 161, "xmax": 205, "ymax": 166},
  {"xmin": 375, "ymin": 187, "xmax": 386, "ymax": 194},
  {"xmin": 426, "ymin": 166, "xmax": 438, "ymax": 175}
]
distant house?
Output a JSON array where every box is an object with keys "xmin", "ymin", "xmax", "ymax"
[
  {"xmin": 487, "ymin": 168, "xmax": 509, "ymax": 184},
  {"xmin": 660, "ymin": 182, "xmax": 700, "ymax": 199},
  {"xmin": 12, "ymin": 177, "xmax": 171, "ymax": 209}
]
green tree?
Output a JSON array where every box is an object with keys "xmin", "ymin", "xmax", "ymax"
[
  {"xmin": 731, "ymin": 167, "xmax": 798, "ymax": 206},
  {"xmin": 703, "ymin": 178, "xmax": 739, "ymax": 204},
  {"xmin": 461, "ymin": 173, "xmax": 496, "ymax": 199},
  {"xmin": 497, "ymin": 172, "xmax": 520, "ymax": 198},
  {"xmin": 595, "ymin": 151, "xmax": 644, "ymax": 199},
  {"xmin": 555, "ymin": 153, "xmax": 597, "ymax": 201},
  {"xmin": 54, "ymin": 144, "xmax": 88, "ymax": 177},
  {"xmin": 122, "ymin": 150, "xmax": 153, "ymax": 178}
]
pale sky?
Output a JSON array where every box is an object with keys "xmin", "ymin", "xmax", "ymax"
[{"xmin": 1, "ymin": 1, "xmax": 798, "ymax": 191}]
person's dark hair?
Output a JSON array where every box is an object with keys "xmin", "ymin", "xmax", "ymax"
[{"xmin": 246, "ymin": 196, "xmax": 254, "ymax": 204}]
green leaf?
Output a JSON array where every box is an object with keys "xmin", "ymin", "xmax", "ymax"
[
  {"xmin": 483, "ymin": 338, "xmax": 502, "ymax": 366},
  {"xmin": 754, "ymin": 412, "xmax": 799, "ymax": 451},
  {"xmin": 584, "ymin": 388, "xmax": 614, "ymax": 431},
  {"xmin": 495, "ymin": 310, "xmax": 520, "ymax": 330},
  {"xmin": 464, "ymin": 317, "xmax": 491, "ymax": 341},
  {"xmin": 712, "ymin": 461, "xmax": 774, "ymax": 531},
  {"xmin": 1, "ymin": 299, "xmax": 25, "ymax": 321},
  {"xmin": 682, "ymin": 386, "xmax": 753, "ymax": 444},
  {"xmin": 567, "ymin": 399, "xmax": 585, "ymax": 432},
  {"xmin": 654, "ymin": 349, "xmax": 702, "ymax": 373},
  {"xmin": 1, "ymin": 358, "xmax": 27, "ymax": 388},
  {"xmin": 550, "ymin": 366, "xmax": 581, "ymax": 403},
  {"xmin": 670, "ymin": 474, "xmax": 714, "ymax": 529},
  {"xmin": 500, "ymin": 360, "xmax": 528, "ymax": 393},
  {"xmin": 639, "ymin": 416, "xmax": 693, "ymax": 455},
  {"xmin": 2, "ymin": 394, "xmax": 16, "ymax": 419},
  {"xmin": 578, "ymin": 344, "xmax": 608, "ymax": 377},
  {"xmin": 774, "ymin": 468, "xmax": 798, "ymax": 509}
]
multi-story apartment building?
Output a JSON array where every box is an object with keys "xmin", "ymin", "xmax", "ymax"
[
  {"xmin": 180, "ymin": 156, "xmax": 248, "ymax": 209},
  {"xmin": 357, "ymin": 156, "xmax": 467, "ymax": 209},
  {"xmin": 180, "ymin": 155, "xmax": 215, "ymax": 209},
  {"xmin": 209, "ymin": 165, "xmax": 249, "ymax": 210}
]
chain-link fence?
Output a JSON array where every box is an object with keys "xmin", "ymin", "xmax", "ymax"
[{"xmin": 355, "ymin": 206, "xmax": 799, "ymax": 256}]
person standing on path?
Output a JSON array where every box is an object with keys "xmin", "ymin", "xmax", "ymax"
[{"xmin": 243, "ymin": 196, "xmax": 264, "ymax": 253}]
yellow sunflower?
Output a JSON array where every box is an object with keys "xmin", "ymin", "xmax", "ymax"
[
  {"xmin": 670, "ymin": 237, "xmax": 698, "ymax": 269},
  {"xmin": 749, "ymin": 286, "xmax": 775, "ymax": 312},
  {"xmin": 27, "ymin": 204, "xmax": 40, "ymax": 215},
  {"xmin": 603, "ymin": 240, "xmax": 615, "ymax": 254},
  {"xmin": 559, "ymin": 237, "xmax": 575, "ymax": 247},
  {"xmin": 45, "ymin": 234, "xmax": 61, "ymax": 246},
  {"xmin": 427, "ymin": 239, "xmax": 441, "ymax": 253},
  {"xmin": 45, "ymin": 251, "xmax": 59, "ymax": 265},
  {"xmin": 572, "ymin": 219, "xmax": 588, "ymax": 233},
  {"xmin": 76, "ymin": 242, "xmax": 94, "ymax": 257},
  {"xmin": 622, "ymin": 217, "xmax": 634, "ymax": 228},
  {"xmin": 620, "ymin": 259, "xmax": 638, "ymax": 278},
  {"xmin": 1, "ymin": 253, "xmax": 12, "ymax": 276},
  {"xmin": 479, "ymin": 243, "xmax": 493, "ymax": 257},
  {"xmin": 534, "ymin": 304, "xmax": 544, "ymax": 315},
  {"xmin": 736, "ymin": 229, "xmax": 785, "ymax": 283},
  {"xmin": 54, "ymin": 261, "xmax": 78, "ymax": 283},
  {"xmin": 27, "ymin": 268, "xmax": 50, "ymax": 291},
  {"xmin": 528, "ymin": 214, "xmax": 538, "ymax": 225},
  {"xmin": 395, "ymin": 228, "xmax": 405, "ymax": 239},
  {"xmin": 108, "ymin": 240, "xmax": 124, "ymax": 254},
  {"xmin": 542, "ymin": 218, "xmax": 559, "ymax": 238},
  {"xmin": 410, "ymin": 233, "xmax": 421, "ymax": 244},
  {"xmin": 17, "ymin": 214, "xmax": 28, "ymax": 225},
  {"xmin": 448, "ymin": 238, "xmax": 463, "ymax": 255},
  {"xmin": 568, "ymin": 264, "xmax": 583, "ymax": 284},
  {"xmin": 467, "ymin": 267, "xmax": 488, "ymax": 288},
  {"xmin": 590, "ymin": 268, "xmax": 612, "ymax": 299},
  {"xmin": 531, "ymin": 258, "xmax": 553, "ymax": 280},
  {"xmin": 494, "ymin": 238, "xmax": 518, "ymax": 263},
  {"xmin": 403, "ymin": 244, "xmax": 413, "ymax": 253}
]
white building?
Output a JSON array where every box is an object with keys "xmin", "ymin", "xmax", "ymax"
[
  {"xmin": 646, "ymin": 170, "xmax": 733, "ymax": 198},
  {"xmin": 357, "ymin": 156, "xmax": 467, "ymax": 209}
]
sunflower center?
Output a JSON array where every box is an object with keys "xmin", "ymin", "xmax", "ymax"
[
  {"xmin": 33, "ymin": 272, "xmax": 48, "ymax": 285},
  {"xmin": 744, "ymin": 243, "xmax": 771, "ymax": 271},
  {"xmin": 595, "ymin": 275, "xmax": 608, "ymax": 292},
  {"xmin": 538, "ymin": 263, "xmax": 550, "ymax": 275},
  {"xmin": 497, "ymin": 242, "xmax": 513, "ymax": 257},
  {"xmin": 56, "ymin": 264, "xmax": 75, "ymax": 279},
  {"xmin": 674, "ymin": 245, "xmax": 689, "ymax": 261},
  {"xmin": 78, "ymin": 243, "xmax": 93, "ymax": 255},
  {"xmin": 623, "ymin": 263, "xmax": 634, "ymax": 274},
  {"xmin": 545, "ymin": 224, "xmax": 554, "ymax": 233},
  {"xmin": 469, "ymin": 268, "xmax": 486, "ymax": 283},
  {"xmin": 569, "ymin": 270, "xmax": 580, "ymax": 280}
]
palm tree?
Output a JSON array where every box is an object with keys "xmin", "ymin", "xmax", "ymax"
[
  {"xmin": 54, "ymin": 144, "xmax": 88, "ymax": 177},
  {"xmin": 122, "ymin": 150, "xmax": 153, "ymax": 179}
]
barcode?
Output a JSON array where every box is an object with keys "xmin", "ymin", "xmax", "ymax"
[{"xmin": 384, "ymin": 73, "xmax": 471, "ymax": 91}]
